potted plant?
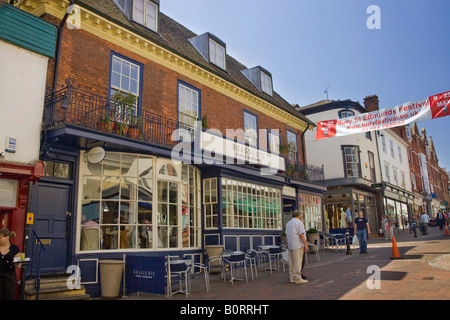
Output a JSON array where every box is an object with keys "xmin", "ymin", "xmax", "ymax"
[
  {"xmin": 97, "ymin": 114, "xmax": 112, "ymax": 132},
  {"xmin": 278, "ymin": 143, "xmax": 289, "ymax": 155},
  {"xmin": 306, "ymin": 228, "xmax": 320, "ymax": 250},
  {"xmin": 201, "ymin": 115, "xmax": 208, "ymax": 129},
  {"xmin": 280, "ymin": 230, "xmax": 287, "ymax": 245},
  {"xmin": 113, "ymin": 121, "xmax": 128, "ymax": 136},
  {"xmin": 127, "ymin": 114, "xmax": 142, "ymax": 139},
  {"xmin": 110, "ymin": 92, "xmax": 137, "ymax": 136}
]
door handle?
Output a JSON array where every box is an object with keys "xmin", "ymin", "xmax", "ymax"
[{"xmin": 66, "ymin": 212, "xmax": 71, "ymax": 239}]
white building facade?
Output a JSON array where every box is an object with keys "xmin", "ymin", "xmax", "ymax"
[{"xmin": 299, "ymin": 99, "xmax": 382, "ymax": 235}]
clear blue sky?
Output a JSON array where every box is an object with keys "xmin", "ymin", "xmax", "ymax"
[{"xmin": 161, "ymin": 0, "xmax": 450, "ymax": 170}]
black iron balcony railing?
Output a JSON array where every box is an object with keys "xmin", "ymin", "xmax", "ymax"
[
  {"xmin": 285, "ymin": 159, "xmax": 324, "ymax": 183},
  {"xmin": 43, "ymin": 78, "xmax": 194, "ymax": 147},
  {"xmin": 43, "ymin": 78, "xmax": 324, "ymax": 183}
]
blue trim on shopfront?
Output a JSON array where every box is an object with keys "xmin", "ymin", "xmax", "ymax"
[{"xmin": 35, "ymin": 124, "xmax": 326, "ymax": 298}]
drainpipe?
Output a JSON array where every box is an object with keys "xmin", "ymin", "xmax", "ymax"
[
  {"xmin": 300, "ymin": 123, "xmax": 310, "ymax": 165},
  {"xmin": 52, "ymin": 0, "xmax": 75, "ymax": 94}
]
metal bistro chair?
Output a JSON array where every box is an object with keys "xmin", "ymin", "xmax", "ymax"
[
  {"xmin": 206, "ymin": 251, "xmax": 225, "ymax": 280},
  {"xmin": 191, "ymin": 261, "xmax": 210, "ymax": 293},
  {"xmin": 223, "ymin": 252, "xmax": 248, "ymax": 285},
  {"xmin": 326, "ymin": 234, "xmax": 345, "ymax": 252},
  {"xmin": 267, "ymin": 246, "xmax": 285, "ymax": 273},
  {"xmin": 245, "ymin": 250, "xmax": 258, "ymax": 280},
  {"xmin": 305, "ymin": 239, "xmax": 321, "ymax": 263},
  {"xmin": 167, "ymin": 260, "xmax": 191, "ymax": 297}
]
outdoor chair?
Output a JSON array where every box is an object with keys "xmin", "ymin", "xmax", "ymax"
[
  {"xmin": 167, "ymin": 259, "xmax": 191, "ymax": 297},
  {"xmin": 191, "ymin": 262, "xmax": 210, "ymax": 292},
  {"xmin": 267, "ymin": 246, "xmax": 285, "ymax": 273},
  {"xmin": 245, "ymin": 250, "xmax": 258, "ymax": 280},
  {"xmin": 305, "ymin": 239, "xmax": 320, "ymax": 263},
  {"xmin": 223, "ymin": 252, "xmax": 248, "ymax": 285},
  {"xmin": 206, "ymin": 252, "xmax": 224, "ymax": 280}
]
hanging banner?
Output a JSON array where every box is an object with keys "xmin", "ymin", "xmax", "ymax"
[{"xmin": 316, "ymin": 90, "xmax": 449, "ymax": 140}]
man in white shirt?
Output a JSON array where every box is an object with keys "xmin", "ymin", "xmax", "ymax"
[
  {"xmin": 286, "ymin": 210, "xmax": 309, "ymax": 284},
  {"xmin": 421, "ymin": 212, "xmax": 430, "ymax": 235}
]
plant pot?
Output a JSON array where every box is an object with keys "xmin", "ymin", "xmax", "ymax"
[
  {"xmin": 306, "ymin": 232, "xmax": 320, "ymax": 251},
  {"xmin": 127, "ymin": 127, "xmax": 140, "ymax": 139},
  {"xmin": 113, "ymin": 123, "xmax": 128, "ymax": 136},
  {"xmin": 97, "ymin": 121, "xmax": 112, "ymax": 133}
]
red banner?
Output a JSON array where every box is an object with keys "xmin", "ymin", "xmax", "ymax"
[
  {"xmin": 429, "ymin": 91, "xmax": 450, "ymax": 119},
  {"xmin": 316, "ymin": 91, "xmax": 449, "ymax": 140}
]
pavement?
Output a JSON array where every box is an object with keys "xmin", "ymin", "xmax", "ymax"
[{"xmin": 119, "ymin": 225, "xmax": 450, "ymax": 303}]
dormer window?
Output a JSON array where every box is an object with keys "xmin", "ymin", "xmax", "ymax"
[
  {"xmin": 338, "ymin": 109, "xmax": 355, "ymax": 118},
  {"xmin": 260, "ymin": 71, "xmax": 272, "ymax": 96},
  {"xmin": 133, "ymin": 0, "xmax": 158, "ymax": 32},
  {"xmin": 242, "ymin": 66, "xmax": 273, "ymax": 97},
  {"xmin": 209, "ymin": 38, "xmax": 225, "ymax": 70},
  {"xmin": 189, "ymin": 33, "xmax": 227, "ymax": 71}
]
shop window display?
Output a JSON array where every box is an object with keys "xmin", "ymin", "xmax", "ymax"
[
  {"xmin": 221, "ymin": 178, "xmax": 282, "ymax": 230},
  {"xmin": 79, "ymin": 152, "xmax": 200, "ymax": 251}
]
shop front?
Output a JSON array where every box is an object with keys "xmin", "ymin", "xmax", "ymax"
[
  {"xmin": 324, "ymin": 187, "xmax": 378, "ymax": 234},
  {"xmin": 383, "ymin": 184, "xmax": 415, "ymax": 230},
  {"xmin": 0, "ymin": 161, "xmax": 44, "ymax": 248},
  {"xmin": 202, "ymin": 165, "xmax": 286, "ymax": 251},
  {"xmin": 281, "ymin": 182, "xmax": 326, "ymax": 236}
]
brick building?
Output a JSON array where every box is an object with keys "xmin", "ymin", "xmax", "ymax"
[
  {"xmin": 12, "ymin": 0, "xmax": 326, "ymax": 297},
  {"xmin": 408, "ymin": 125, "xmax": 449, "ymax": 216},
  {"xmin": 363, "ymin": 95, "xmax": 449, "ymax": 219}
]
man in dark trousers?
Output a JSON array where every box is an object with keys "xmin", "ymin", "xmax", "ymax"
[
  {"xmin": 354, "ymin": 210, "xmax": 371, "ymax": 254},
  {"xmin": 436, "ymin": 211, "xmax": 444, "ymax": 230}
]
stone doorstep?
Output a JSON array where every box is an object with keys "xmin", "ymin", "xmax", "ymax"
[{"xmin": 24, "ymin": 277, "xmax": 90, "ymax": 300}]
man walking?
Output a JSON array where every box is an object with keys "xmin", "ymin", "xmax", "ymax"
[
  {"xmin": 437, "ymin": 211, "xmax": 444, "ymax": 230},
  {"xmin": 285, "ymin": 210, "xmax": 309, "ymax": 284},
  {"xmin": 354, "ymin": 210, "xmax": 370, "ymax": 254},
  {"xmin": 421, "ymin": 211, "xmax": 429, "ymax": 235}
]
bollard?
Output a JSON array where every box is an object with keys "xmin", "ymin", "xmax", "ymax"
[{"xmin": 345, "ymin": 231, "xmax": 352, "ymax": 255}]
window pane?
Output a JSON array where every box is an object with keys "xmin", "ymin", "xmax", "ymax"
[
  {"xmin": 111, "ymin": 72, "xmax": 121, "ymax": 88},
  {"xmin": 110, "ymin": 55, "xmax": 140, "ymax": 105},
  {"xmin": 130, "ymin": 65, "xmax": 139, "ymax": 80},
  {"xmin": 112, "ymin": 57, "xmax": 121, "ymax": 73}
]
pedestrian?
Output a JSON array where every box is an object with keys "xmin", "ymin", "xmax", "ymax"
[
  {"xmin": 354, "ymin": 210, "xmax": 370, "ymax": 254},
  {"xmin": 421, "ymin": 212, "xmax": 429, "ymax": 235},
  {"xmin": 386, "ymin": 214, "xmax": 394, "ymax": 240},
  {"xmin": 410, "ymin": 215, "xmax": 418, "ymax": 238},
  {"xmin": 436, "ymin": 211, "xmax": 444, "ymax": 230},
  {"xmin": 381, "ymin": 215, "xmax": 388, "ymax": 240},
  {"xmin": 285, "ymin": 210, "xmax": 309, "ymax": 284},
  {"xmin": 417, "ymin": 212, "xmax": 423, "ymax": 233},
  {"xmin": 0, "ymin": 228, "xmax": 21, "ymax": 300}
]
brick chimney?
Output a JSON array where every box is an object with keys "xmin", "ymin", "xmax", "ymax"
[{"xmin": 364, "ymin": 95, "xmax": 379, "ymax": 112}]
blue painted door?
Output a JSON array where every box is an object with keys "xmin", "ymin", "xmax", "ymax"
[{"xmin": 31, "ymin": 182, "xmax": 71, "ymax": 274}]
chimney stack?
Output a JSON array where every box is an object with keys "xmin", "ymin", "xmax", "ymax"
[{"xmin": 364, "ymin": 95, "xmax": 379, "ymax": 112}]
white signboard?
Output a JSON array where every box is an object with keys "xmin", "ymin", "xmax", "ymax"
[
  {"xmin": 87, "ymin": 147, "xmax": 106, "ymax": 164},
  {"xmin": 200, "ymin": 131, "xmax": 285, "ymax": 171},
  {"xmin": 0, "ymin": 179, "xmax": 18, "ymax": 208}
]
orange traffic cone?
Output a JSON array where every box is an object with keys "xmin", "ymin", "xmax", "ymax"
[
  {"xmin": 445, "ymin": 222, "xmax": 449, "ymax": 237},
  {"xmin": 390, "ymin": 236, "xmax": 402, "ymax": 259}
]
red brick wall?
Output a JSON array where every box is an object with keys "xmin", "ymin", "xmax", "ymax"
[{"xmin": 46, "ymin": 23, "xmax": 306, "ymax": 161}]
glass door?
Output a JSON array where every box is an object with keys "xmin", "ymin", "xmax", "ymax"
[{"xmin": 157, "ymin": 180, "xmax": 179, "ymax": 248}]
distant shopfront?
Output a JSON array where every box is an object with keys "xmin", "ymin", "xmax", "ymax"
[
  {"xmin": 324, "ymin": 187, "xmax": 378, "ymax": 233},
  {"xmin": 383, "ymin": 183, "xmax": 415, "ymax": 230}
]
